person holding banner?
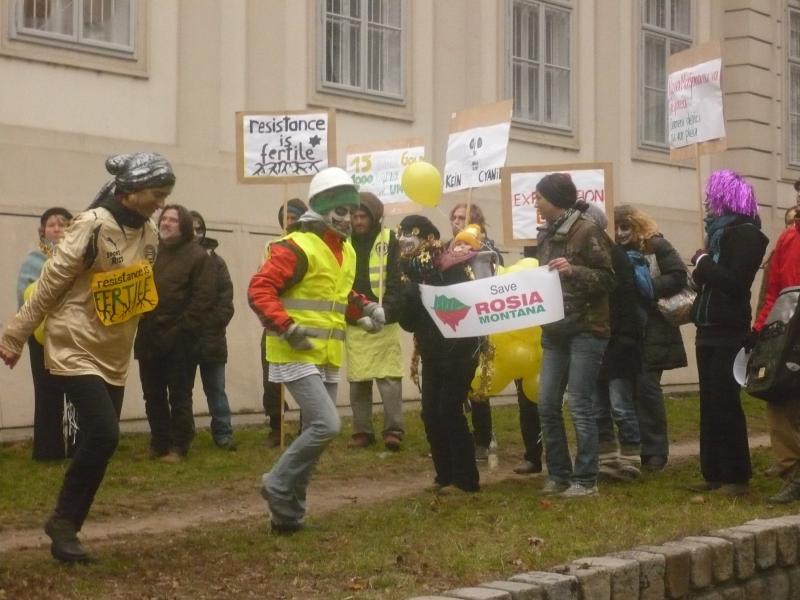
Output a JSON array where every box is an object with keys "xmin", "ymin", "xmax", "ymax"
[
  {"xmin": 535, "ymin": 173, "xmax": 615, "ymax": 498},
  {"xmin": 399, "ymin": 214, "xmax": 481, "ymax": 493},
  {"xmin": 687, "ymin": 170, "xmax": 768, "ymax": 497},
  {"xmin": 749, "ymin": 183, "xmax": 800, "ymax": 503},
  {"xmin": 0, "ymin": 152, "xmax": 173, "ymax": 563},
  {"xmin": 249, "ymin": 167, "xmax": 385, "ymax": 533},
  {"xmin": 345, "ymin": 192, "xmax": 405, "ymax": 451},
  {"xmin": 614, "ymin": 205, "xmax": 688, "ymax": 472},
  {"xmin": 262, "ymin": 198, "xmax": 307, "ymax": 448}
]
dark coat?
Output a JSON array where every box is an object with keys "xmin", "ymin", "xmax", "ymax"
[
  {"xmin": 600, "ymin": 245, "xmax": 644, "ymax": 380},
  {"xmin": 350, "ymin": 226, "xmax": 402, "ymax": 323},
  {"xmin": 134, "ymin": 237, "xmax": 215, "ymax": 360},
  {"xmin": 195, "ymin": 237, "xmax": 234, "ymax": 363},
  {"xmin": 633, "ymin": 235, "xmax": 689, "ymax": 372},
  {"xmin": 691, "ymin": 216, "xmax": 769, "ymax": 345},
  {"xmin": 537, "ymin": 211, "xmax": 616, "ymax": 339}
]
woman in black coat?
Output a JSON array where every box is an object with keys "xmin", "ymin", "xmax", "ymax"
[{"xmin": 688, "ymin": 170, "xmax": 769, "ymax": 496}]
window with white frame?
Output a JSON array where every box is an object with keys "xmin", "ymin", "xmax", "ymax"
[
  {"xmin": 509, "ymin": 0, "xmax": 572, "ymax": 131},
  {"xmin": 640, "ymin": 0, "xmax": 692, "ymax": 149},
  {"xmin": 11, "ymin": 0, "xmax": 135, "ymax": 56},
  {"xmin": 321, "ymin": 0, "xmax": 404, "ymax": 102},
  {"xmin": 788, "ymin": 8, "xmax": 800, "ymax": 166}
]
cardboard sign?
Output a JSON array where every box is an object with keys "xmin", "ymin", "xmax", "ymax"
[
  {"xmin": 345, "ymin": 138, "xmax": 425, "ymax": 215},
  {"xmin": 443, "ymin": 100, "xmax": 512, "ymax": 193},
  {"xmin": 419, "ymin": 267, "xmax": 564, "ymax": 338},
  {"xmin": 500, "ymin": 162, "xmax": 614, "ymax": 246},
  {"xmin": 667, "ymin": 42, "xmax": 727, "ymax": 160},
  {"xmin": 235, "ymin": 109, "xmax": 337, "ymax": 184}
]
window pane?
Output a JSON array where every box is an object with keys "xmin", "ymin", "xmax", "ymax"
[
  {"xmin": 643, "ymin": 88, "xmax": 667, "ymax": 144},
  {"xmin": 327, "ymin": 0, "xmax": 360, "ymax": 18},
  {"xmin": 643, "ymin": 33, "xmax": 666, "ymax": 89},
  {"xmin": 643, "ymin": 0, "xmax": 665, "ymax": 28},
  {"xmin": 791, "ymin": 10, "xmax": 800, "ymax": 60},
  {"xmin": 325, "ymin": 15, "xmax": 361, "ymax": 87},
  {"xmin": 513, "ymin": 1, "xmax": 538, "ymax": 61},
  {"xmin": 368, "ymin": 0, "xmax": 400, "ymax": 27},
  {"xmin": 21, "ymin": 0, "xmax": 74, "ymax": 36},
  {"xmin": 544, "ymin": 66, "xmax": 569, "ymax": 126},
  {"xmin": 544, "ymin": 7, "xmax": 569, "ymax": 67},
  {"xmin": 513, "ymin": 62, "xmax": 539, "ymax": 122},
  {"xmin": 670, "ymin": 0, "xmax": 690, "ymax": 35},
  {"xmin": 367, "ymin": 24, "xmax": 401, "ymax": 94},
  {"xmin": 82, "ymin": 0, "xmax": 131, "ymax": 45}
]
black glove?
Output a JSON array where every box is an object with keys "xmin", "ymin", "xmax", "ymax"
[
  {"xmin": 743, "ymin": 329, "xmax": 760, "ymax": 352},
  {"xmin": 690, "ymin": 249, "xmax": 707, "ymax": 266}
]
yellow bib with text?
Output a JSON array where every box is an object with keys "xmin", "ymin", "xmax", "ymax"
[{"xmin": 91, "ymin": 261, "xmax": 158, "ymax": 326}]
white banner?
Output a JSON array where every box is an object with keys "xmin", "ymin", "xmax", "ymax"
[
  {"xmin": 240, "ymin": 111, "xmax": 331, "ymax": 178},
  {"xmin": 346, "ymin": 145, "xmax": 425, "ymax": 204},
  {"xmin": 444, "ymin": 121, "xmax": 510, "ymax": 193},
  {"xmin": 510, "ymin": 169, "xmax": 607, "ymax": 241},
  {"xmin": 667, "ymin": 58, "xmax": 725, "ymax": 149},
  {"xmin": 419, "ymin": 267, "xmax": 564, "ymax": 338}
]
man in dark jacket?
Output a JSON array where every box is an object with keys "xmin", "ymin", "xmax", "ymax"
[
  {"xmin": 535, "ymin": 173, "xmax": 615, "ymax": 498},
  {"xmin": 135, "ymin": 204, "xmax": 215, "ymax": 462},
  {"xmin": 346, "ymin": 192, "xmax": 405, "ymax": 450},
  {"xmin": 189, "ymin": 210, "xmax": 236, "ymax": 450}
]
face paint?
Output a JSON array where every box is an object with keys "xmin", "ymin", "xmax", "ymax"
[
  {"xmin": 398, "ymin": 232, "xmax": 421, "ymax": 256},
  {"xmin": 323, "ymin": 205, "xmax": 352, "ymax": 238},
  {"xmin": 615, "ymin": 222, "xmax": 633, "ymax": 245}
]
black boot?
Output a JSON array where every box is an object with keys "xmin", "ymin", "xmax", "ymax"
[{"xmin": 44, "ymin": 517, "xmax": 90, "ymax": 563}]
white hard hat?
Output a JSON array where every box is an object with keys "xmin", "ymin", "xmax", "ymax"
[{"xmin": 308, "ymin": 167, "xmax": 355, "ymax": 201}]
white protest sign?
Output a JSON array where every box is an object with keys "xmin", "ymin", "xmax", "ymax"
[
  {"xmin": 345, "ymin": 138, "xmax": 425, "ymax": 211},
  {"xmin": 235, "ymin": 109, "xmax": 336, "ymax": 184},
  {"xmin": 443, "ymin": 100, "xmax": 512, "ymax": 193},
  {"xmin": 500, "ymin": 163, "xmax": 614, "ymax": 245},
  {"xmin": 668, "ymin": 58, "xmax": 725, "ymax": 149},
  {"xmin": 419, "ymin": 267, "xmax": 564, "ymax": 338}
]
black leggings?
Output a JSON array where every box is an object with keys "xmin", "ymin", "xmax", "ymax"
[{"xmin": 51, "ymin": 375, "xmax": 123, "ymax": 531}]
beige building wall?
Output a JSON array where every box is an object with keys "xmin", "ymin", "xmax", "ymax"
[{"xmin": 0, "ymin": 0, "xmax": 794, "ymax": 429}]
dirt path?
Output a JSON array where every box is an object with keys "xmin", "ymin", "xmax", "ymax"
[{"xmin": 0, "ymin": 434, "xmax": 771, "ymax": 553}]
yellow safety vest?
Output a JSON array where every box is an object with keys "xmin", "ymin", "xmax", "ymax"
[
  {"xmin": 266, "ymin": 231, "xmax": 356, "ymax": 366},
  {"xmin": 367, "ymin": 228, "xmax": 391, "ymax": 299}
]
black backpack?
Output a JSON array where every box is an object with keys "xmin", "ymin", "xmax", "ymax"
[{"xmin": 745, "ymin": 286, "xmax": 800, "ymax": 402}]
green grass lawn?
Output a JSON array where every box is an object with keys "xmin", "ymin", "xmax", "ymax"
[{"xmin": 0, "ymin": 393, "xmax": 783, "ymax": 600}]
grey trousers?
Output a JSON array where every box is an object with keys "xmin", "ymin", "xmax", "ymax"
[
  {"xmin": 349, "ymin": 377, "xmax": 405, "ymax": 438},
  {"xmin": 262, "ymin": 373, "xmax": 340, "ymax": 526}
]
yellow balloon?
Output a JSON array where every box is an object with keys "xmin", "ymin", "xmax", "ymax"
[
  {"xmin": 521, "ymin": 373, "xmax": 539, "ymax": 401},
  {"xmin": 505, "ymin": 257, "xmax": 540, "ymax": 273},
  {"xmin": 23, "ymin": 282, "xmax": 45, "ymax": 345},
  {"xmin": 401, "ymin": 161, "xmax": 442, "ymax": 207}
]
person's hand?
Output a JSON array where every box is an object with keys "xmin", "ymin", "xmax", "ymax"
[
  {"xmin": 362, "ymin": 303, "xmax": 386, "ymax": 326},
  {"xmin": 690, "ymin": 249, "xmax": 708, "ymax": 266},
  {"xmin": 357, "ymin": 315, "xmax": 384, "ymax": 333},
  {"xmin": 0, "ymin": 347, "xmax": 20, "ymax": 369},
  {"xmin": 547, "ymin": 257, "xmax": 573, "ymax": 276},
  {"xmin": 743, "ymin": 329, "xmax": 760, "ymax": 352},
  {"xmin": 282, "ymin": 324, "xmax": 314, "ymax": 351}
]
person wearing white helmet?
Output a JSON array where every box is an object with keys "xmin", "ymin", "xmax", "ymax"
[{"xmin": 248, "ymin": 166, "xmax": 385, "ymax": 533}]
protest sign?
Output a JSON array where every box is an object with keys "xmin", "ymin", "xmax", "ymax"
[
  {"xmin": 443, "ymin": 100, "xmax": 512, "ymax": 193},
  {"xmin": 345, "ymin": 138, "xmax": 425, "ymax": 215},
  {"xmin": 667, "ymin": 42, "xmax": 726, "ymax": 161},
  {"xmin": 500, "ymin": 162, "xmax": 614, "ymax": 246},
  {"xmin": 235, "ymin": 109, "xmax": 337, "ymax": 184},
  {"xmin": 419, "ymin": 267, "xmax": 564, "ymax": 338}
]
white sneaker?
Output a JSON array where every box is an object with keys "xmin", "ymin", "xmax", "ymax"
[
  {"xmin": 559, "ymin": 482, "xmax": 599, "ymax": 498},
  {"xmin": 539, "ymin": 480, "xmax": 570, "ymax": 495}
]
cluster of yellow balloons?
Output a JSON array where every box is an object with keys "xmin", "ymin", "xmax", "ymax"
[
  {"xmin": 23, "ymin": 281, "xmax": 45, "ymax": 344},
  {"xmin": 401, "ymin": 161, "xmax": 442, "ymax": 208},
  {"xmin": 471, "ymin": 258, "xmax": 543, "ymax": 400}
]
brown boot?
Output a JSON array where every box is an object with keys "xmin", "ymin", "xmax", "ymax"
[
  {"xmin": 347, "ymin": 433, "xmax": 373, "ymax": 448},
  {"xmin": 265, "ymin": 429, "xmax": 281, "ymax": 448},
  {"xmin": 383, "ymin": 432, "xmax": 401, "ymax": 451}
]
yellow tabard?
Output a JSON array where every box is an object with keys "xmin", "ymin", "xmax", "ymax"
[
  {"xmin": 91, "ymin": 260, "xmax": 158, "ymax": 326},
  {"xmin": 345, "ymin": 322, "xmax": 404, "ymax": 381}
]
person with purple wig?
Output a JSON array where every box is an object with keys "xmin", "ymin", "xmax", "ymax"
[{"xmin": 687, "ymin": 169, "xmax": 768, "ymax": 497}]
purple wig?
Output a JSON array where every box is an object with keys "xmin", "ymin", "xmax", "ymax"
[{"xmin": 705, "ymin": 169, "xmax": 758, "ymax": 218}]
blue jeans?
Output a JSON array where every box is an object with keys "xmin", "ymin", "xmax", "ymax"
[
  {"xmin": 538, "ymin": 332, "xmax": 608, "ymax": 486},
  {"xmin": 262, "ymin": 374, "xmax": 341, "ymax": 526},
  {"xmin": 192, "ymin": 362, "xmax": 234, "ymax": 444},
  {"xmin": 635, "ymin": 368, "xmax": 668, "ymax": 460},
  {"xmin": 594, "ymin": 378, "xmax": 641, "ymax": 453}
]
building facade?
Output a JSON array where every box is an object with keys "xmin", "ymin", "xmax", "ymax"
[{"xmin": 0, "ymin": 0, "xmax": 795, "ymax": 428}]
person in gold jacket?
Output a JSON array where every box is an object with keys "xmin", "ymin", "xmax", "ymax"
[
  {"xmin": 0, "ymin": 152, "xmax": 174, "ymax": 563},
  {"xmin": 248, "ymin": 167, "xmax": 383, "ymax": 534}
]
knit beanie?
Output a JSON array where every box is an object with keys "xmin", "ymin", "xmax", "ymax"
[
  {"xmin": 536, "ymin": 173, "xmax": 577, "ymax": 210},
  {"xmin": 278, "ymin": 198, "xmax": 308, "ymax": 228},
  {"xmin": 106, "ymin": 152, "xmax": 176, "ymax": 193},
  {"xmin": 357, "ymin": 191, "xmax": 384, "ymax": 224}
]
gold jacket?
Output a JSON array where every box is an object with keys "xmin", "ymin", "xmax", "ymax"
[{"xmin": 1, "ymin": 208, "xmax": 159, "ymax": 386}]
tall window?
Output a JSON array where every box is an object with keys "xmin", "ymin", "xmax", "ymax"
[
  {"xmin": 510, "ymin": 0, "xmax": 571, "ymax": 130},
  {"xmin": 640, "ymin": 0, "xmax": 692, "ymax": 149},
  {"xmin": 12, "ymin": 0, "xmax": 135, "ymax": 55},
  {"xmin": 321, "ymin": 0, "xmax": 404, "ymax": 102},
  {"xmin": 789, "ymin": 8, "xmax": 800, "ymax": 166}
]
